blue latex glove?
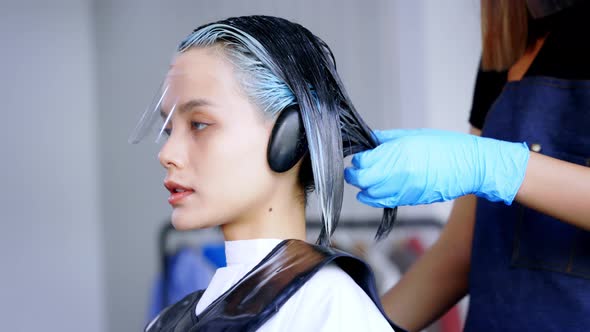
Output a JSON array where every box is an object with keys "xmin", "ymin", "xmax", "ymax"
[{"xmin": 344, "ymin": 129, "xmax": 530, "ymax": 207}]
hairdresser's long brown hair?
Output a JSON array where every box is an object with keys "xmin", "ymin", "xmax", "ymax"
[{"xmin": 481, "ymin": 0, "xmax": 529, "ymax": 71}]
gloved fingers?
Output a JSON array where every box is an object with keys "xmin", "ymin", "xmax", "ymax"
[
  {"xmin": 372, "ymin": 129, "xmax": 420, "ymax": 144},
  {"xmin": 344, "ymin": 166, "xmax": 382, "ymax": 189},
  {"xmin": 357, "ymin": 191, "xmax": 399, "ymax": 208},
  {"xmin": 351, "ymin": 142, "xmax": 397, "ymax": 169},
  {"xmin": 363, "ymin": 175, "xmax": 402, "ymax": 199},
  {"xmin": 351, "ymin": 149, "xmax": 376, "ymax": 169},
  {"xmin": 373, "ymin": 128, "xmax": 458, "ymax": 144}
]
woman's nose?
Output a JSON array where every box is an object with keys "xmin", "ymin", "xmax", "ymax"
[{"xmin": 158, "ymin": 135, "xmax": 186, "ymax": 170}]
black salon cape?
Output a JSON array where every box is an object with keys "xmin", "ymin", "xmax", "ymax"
[{"xmin": 145, "ymin": 239, "xmax": 406, "ymax": 332}]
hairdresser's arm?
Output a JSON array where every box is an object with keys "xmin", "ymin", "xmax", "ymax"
[
  {"xmin": 381, "ymin": 193, "xmax": 475, "ymax": 331},
  {"xmin": 379, "ymin": 126, "xmax": 480, "ymax": 331},
  {"xmin": 515, "ymin": 151, "xmax": 590, "ymax": 230},
  {"xmin": 344, "ymin": 128, "xmax": 590, "ymax": 230}
]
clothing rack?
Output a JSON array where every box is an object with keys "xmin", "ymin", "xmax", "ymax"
[{"xmin": 160, "ymin": 218, "xmax": 443, "ymax": 247}]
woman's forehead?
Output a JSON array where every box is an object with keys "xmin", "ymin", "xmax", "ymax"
[
  {"xmin": 163, "ymin": 50, "xmax": 238, "ymax": 98},
  {"xmin": 158, "ymin": 48, "xmax": 264, "ymax": 122},
  {"xmin": 168, "ymin": 47, "xmax": 231, "ymax": 78}
]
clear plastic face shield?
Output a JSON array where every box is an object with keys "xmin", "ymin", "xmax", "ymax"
[
  {"xmin": 526, "ymin": 0, "xmax": 581, "ymax": 19},
  {"xmin": 129, "ymin": 65, "xmax": 205, "ymax": 144}
]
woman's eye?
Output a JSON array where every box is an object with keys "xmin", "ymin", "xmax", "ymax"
[{"xmin": 192, "ymin": 122, "xmax": 209, "ymax": 131}]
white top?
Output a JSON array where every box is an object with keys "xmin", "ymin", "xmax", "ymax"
[{"xmin": 195, "ymin": 239, "xmax": 396, "ymax": 332}]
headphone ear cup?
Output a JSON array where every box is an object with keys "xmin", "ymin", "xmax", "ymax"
[{"xmin": 267, "ymin": 106, "xmax": 308, "ymax": 173}]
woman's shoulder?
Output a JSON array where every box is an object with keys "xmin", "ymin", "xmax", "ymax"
[
  {"xmin": 260, "ymin": 263, "xmax": 395, "ymax": 332},
  {"xmin": 307, "ymin": 263, "xmax": 368, "ymax": 294},
  {"xmin": 304, "ymin": 263, "xmax": 386, "ymax": 311}
]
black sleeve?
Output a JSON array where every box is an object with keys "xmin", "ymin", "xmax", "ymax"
[
  {"xmin": 526, "ymin": 2, "xmax": 590, "ymax": 80},
  {"xmin": 468, "ymin": 65, "xmax": 507, "ymax": 130}
]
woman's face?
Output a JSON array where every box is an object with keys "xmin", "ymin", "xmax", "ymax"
[{"xmin": 158, "ymin": 47, "xmax": 280, "ymax": 230}]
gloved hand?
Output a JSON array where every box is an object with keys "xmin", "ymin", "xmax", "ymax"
[{"xmin": 344, "ymin": 129, "xmax": 530, "ymax": 207}]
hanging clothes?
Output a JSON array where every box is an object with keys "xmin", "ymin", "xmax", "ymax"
[{"xmin": 147, "ymin": 246, "xmax": 216, "ymax": 321}]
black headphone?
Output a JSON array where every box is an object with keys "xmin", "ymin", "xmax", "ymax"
[{"xmin": 267, "ymin": 105, "xmax": 308, "ymax": 173}]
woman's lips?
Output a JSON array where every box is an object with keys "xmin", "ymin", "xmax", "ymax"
[
  {"xmin": 168, "ymin": 190, "xmax": 194, "ymax": 205},
  {"xmin": 164, "ymin": 180, "xmax": 195, "ymax": 206}
]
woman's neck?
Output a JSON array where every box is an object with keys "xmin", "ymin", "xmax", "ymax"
[{"xmin": 221, "ymin": 189, "xmax": 307, "ymax": 242}]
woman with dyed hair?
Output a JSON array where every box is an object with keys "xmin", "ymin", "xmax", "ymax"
[{"xmin": 131, "ymin": 15, "xmax": 402, "ymax": 331}]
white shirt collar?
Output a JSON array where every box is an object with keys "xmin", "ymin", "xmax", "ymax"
[{"xmin": 224, "ymin": 238, "xmax": 283, "ymax": 267}]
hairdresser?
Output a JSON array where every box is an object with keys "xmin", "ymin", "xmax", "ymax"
[{"xmin": 345, "ymin": 0, "xmax": 590, "ymax": 331}]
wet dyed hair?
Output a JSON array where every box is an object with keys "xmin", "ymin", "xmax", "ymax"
[{"xmin": 178, "ymin": 15, "xmax": 396, "ymax": 245}]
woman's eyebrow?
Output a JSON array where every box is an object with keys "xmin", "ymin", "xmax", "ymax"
[
  {"xmin": 179, "ymin": 98, "xmax": 215, "ymax": 114},
  {"xmin": 159, "ymin": 98, "xmax": 215, "ymax": 119}
]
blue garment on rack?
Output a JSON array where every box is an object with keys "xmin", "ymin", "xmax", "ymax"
[
  {"xmin": 201, "ymin": 243, "xmax": 226, "ymax": 268},
  {"xmin": 147, "ymin": 247, "xmax": 216, "ymax": 321}
]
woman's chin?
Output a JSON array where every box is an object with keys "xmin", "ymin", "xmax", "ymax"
[
  {"xmin": 170, "ymin": 209, "xmax": 220, "ymax": 230},
  {"xmin": 170, "ymin": 219, "xmax": 195, "ymax": 230}
]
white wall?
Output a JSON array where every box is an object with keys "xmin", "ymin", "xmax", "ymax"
[
  {"xmin": 0, "ymin": 1, "xmax": 105, "ymax": 331},
  {"xmin": 423, "ymin": 0, "xmax": 481, "ymax": 133}
]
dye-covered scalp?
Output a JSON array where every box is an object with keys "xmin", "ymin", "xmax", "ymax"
[{"xmin": 179, "ymin": 15, "xmax": 396, "ymax": 244}]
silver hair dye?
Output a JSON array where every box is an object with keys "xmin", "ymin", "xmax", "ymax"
[{"xmin": 179, "ymin": 24, "xmax": 295, "ymax": 116}]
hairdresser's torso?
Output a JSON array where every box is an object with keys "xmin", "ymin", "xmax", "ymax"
[{"xmin": 466, "ymin": 3, "xmax": 590, "ymax": 331}]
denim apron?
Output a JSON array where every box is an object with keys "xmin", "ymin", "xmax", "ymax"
[{"xmin": 465, "ymin": 76, "xmax": 590, "ymax": 331}]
